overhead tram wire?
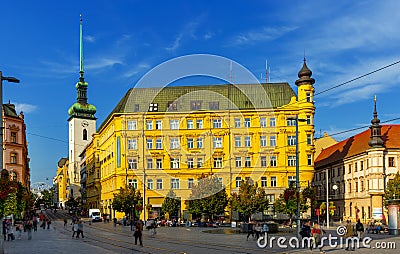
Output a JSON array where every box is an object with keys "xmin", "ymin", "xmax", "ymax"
[{"xmin": 24, "ymin": 60, "xmax": 400, "ymax": 147}]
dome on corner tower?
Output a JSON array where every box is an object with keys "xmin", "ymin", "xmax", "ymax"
[{"xmin": 295, "ymin": 58, "xmax": 315, "ymax": 86}]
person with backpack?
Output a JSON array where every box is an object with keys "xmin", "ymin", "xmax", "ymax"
[
  {"xmin": 356, "ymin": 219, "xmax": 364, "ymax": 239},
  {"xmin": 133, "ymin": 220, "xmax": 143, "ymax": 246}
]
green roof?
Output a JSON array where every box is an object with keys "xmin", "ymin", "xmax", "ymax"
[
  {"xmin": 99, "ymin": 83, "xmax": 295, "ymax": 130},
  {"xmin": 3, "ymin": 103, "xmax": 19, "ymax": 118}
]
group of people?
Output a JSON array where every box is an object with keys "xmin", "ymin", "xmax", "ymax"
[
  {"xmin": 2, "ymin": 211, "xmax": 52, "ymax": 242},
  {"xmin": 245, "ymin": 222, "xmax": 269, "ymax": 240},
  {"xmin": 300, "ymin": 219, "xmax": 366, "ymax": 253},
  {"xmin": 71, "ymin": 218, "xmax": 84, "ymax": 239}
]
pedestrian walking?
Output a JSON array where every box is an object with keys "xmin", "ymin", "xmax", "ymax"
[
  {"xmin": 16, "ymin": 225, "xmax": 22, "ymax": 240},
  {"xmin": 26, "ymin": 220, "xmax": 33, "ymax": 240},
  {"xmin": 47, "ymin": 219, "xmax": 52, "ymax": 230},
  {"xmin": 77, "ymin": 220, "xmax": 84, "ymax": 239},
  {"xmin": 2, "ymin": 220, "xmax": 6, "ymax": 241},
  {"xmin": 345, "ymin": 220, "xmax": 355, "ymax": 251},
  {"xmin": 6, "ymin": 224, "xmax": 14, "ymax": 241},
  {"xmin": 310, "ymin": 222, "xmax": 325, "ymax": 253},
  {"xmin": 72, "ymin": 221, "xmax": 79, "ymax": 238},
  {"xmin": 113, "ymin": 217, "xmax": 117, "ymax": 230},
  {"xmin": 133, "ymin": 220, "xmax": 143, "ymax": 246},
  {"xmin": 246, "ymin": 221, "xmax": 255, "ymax": 240},
  {"xmin": 254, "ymin": 223, "xmax": 262, "ymax": 239},
  {"xmin": 64, "ymin": 219, "xmax": 68, "ymax": 229},
  {"xmin": 32, "ymin": 218, "xmax": 38, "ymax": 231},
  {"xmin": 356, "ymin": 219, "xmax": 364, "ymax": 240}
]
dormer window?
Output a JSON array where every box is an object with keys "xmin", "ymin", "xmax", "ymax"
[{"xmin": 149, "ymin": 103, "xmax": 158, "ymax": 112}]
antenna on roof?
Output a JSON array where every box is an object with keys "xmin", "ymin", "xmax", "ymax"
[{"xmin": 265, "ymin": 59, "xmax": 269, "ymax": 83}]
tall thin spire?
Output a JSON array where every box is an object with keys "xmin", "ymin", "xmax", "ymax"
[
  {"xmin": 79, "ymin": 14, "xmax": 84, "ymax": 82},
  {"xmin": 368, "ymin": 95, "xmax": 384, "ymax": 148}
]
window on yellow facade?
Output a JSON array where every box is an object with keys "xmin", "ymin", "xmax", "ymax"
[
  {"xmin": 196, "ymin": 119, "xmax": 203, "ymax": 129},
  {"xmin": 188, "ymin": 178, "xmax": 194, "ymax": 189},
  {"xmin": 213, "ymin": 119, "xmax": 222, "ymax": 128},
  {"xmin": 155, "ymin": 120, "xmax": 162, "ymax": 130},
  {"xmin": 128, "ymin": 159, "xmax": 137, "ymax": 169},
  {"xmin": 348, "ymin": 164, "xmax": 352, "ymax": 174},
  {"xmin": 260, "ymin": 118, "xmax": 267, "ymax": 127},
  {"xmin": 270, "ymin": 136, "xmax": 276, "ymax": 147},
  {"xmin": 307, "ymin": 134, "xmax": 312, "ymax": 145},
  {"xmin": 235, "ymin": 157, "xmax": 242, "ymax": 168},
  {"xmin": 349, "ymin": 182, "xmax": 352, "ymax": 193},
  {"xmin": 128, "ymin": 120, "xmax": 137, "ymax": 130},
  {"xmin": 146, "ymin": 120, "xmax": 153, "ymax": 130},
  {"xmin": 287, "ymin": 118, "xmax": 296, "ymax": 126},
  {"xmin": 260, "ymin": 136, "xmax": 267, "ymax": 147},
  {"xmin": 213, "ymin": 137, "xmax": 223, "ymax": 148},
  {"xmin": 146, "ymin": 139, "xmax": 153, "ymax": 149},
  {"xmin": 187, "ymin": 158, "xmax": 194, "ymax": 168},
  {"xmin": 213, "ymin": 157, "xmax": 223, "ymax": 168},
  {"xmin": 288, "ymin": 176, "xmax": 296, "ymax": 187},
  {"xmin": 128, "ymin": 179, "xmax": 138, "ymax": 189},
  {"xmin": 83, "ymin": 129, "xmax": 88, "ymax": 140},
  {"xmin": 196, "ymin": 138, "xmax": 203, "ymax": 148},
  {"xmin": 170, "ymin": 120, "xmax": 179, "ymax": 130},
  {"xmin": 11, "ymin": 153, "xmax": 17, "ymax": 164},
  {"xmin": 148, "ymin": 103, "xmax": 158, "ymax": 112},
  {"xmin": 361, "ymin": 179, "xmax": 364, "ymax": 191},
  {"xmin": 288, "ymin": 135, "xmax": 296, "ymax": 146},
  {"xmin": 270, "ymin": 156, "xmax": 277, "ymax": 167},
  {"xmin": 244, "ymin": 118, "xmax": 251, "ymax": 128},
  {"xmin": 288, "ymin": 156, "xmax": 296, "ymax": 166},
  {"xmin": 270, "ymin": 176, "xmax": 277, "ymax": 187},
  {"xmin": 147, "ymin": 179, "xmax": 153, "ymax": 190},
  {"xmin": 156, "ymin": 158, "xmax": 163, "ymax": 169},
  {"xmin": 170, "ymin": 158, "xmax": 180, "ymax": 169},
  {"xmin": 245, "ymin": 157, "xmax": 251, "ymax": 167},
  {"xmin": 171, "ymin": 178, "xmax": 180, "ymax": 189},
  {"xmin": 307, "ymin": 154, "xmax": 312, "ymax": 166},
  {"xmin": 261, "ymin": 176, "xmax": 267, "ymax": 187},
  {"xmin": 306, "ymin": 92, "xmax": 312, "ymax": 102},
  {"xmin": 234, "ymin": 118, "xmax": 241, "ymax": 128},
  {"xmin": 244, "ymin": 136, "xmax": 251, "ymax": 147},
  {"xmin": 260, "ymin": 156, "xmax": 267, "ymax": 167},
  {"xmin": 234, "ymin": 136, "xmax": 241, "ymax": 147},
  {"xmin": 187, "ymin": 138, "xmax": 194, "ymax": 149},
  {"xmin": 170, "ymin": 138, "xmax": 180, "ymax": 149},
  {"xmin": 270, "ymin": 118, "xmax": 276, "ymax": 127},
  {"xmin": 235, "ymin": 177, "xmax": 242, "ymax": 187},
  {"xmin": 156, "ymin": 139, "xmax": 162, "ymax": 149},
  {"xmin": 360, "ymin": 161, "xmax": 364, "ymax": 170},
  {"xmin": 187, "ymin": 120, "xmax": 194, "ymax": 129},
  {"xmin": 354, "ymin": 162, "xmax": 358, "ymax": 172},
  {"xmin": 197, "ymin": 158, "xmax": 204, "ymax": 168},
  {"xmin": 156, "ymin": 179, "xmax": 163, "ymax": 189},
  {"xmin": 128, "ymin": 139, "xmax": 137, "ymax": 150},
  {"xmin": 355, "ymin": 181, "xmax": 359, "ymax": 192},
  {"xmin": 306, "ymin": 115, "xmax": 312, "ymax": 125},
  {"xmin": 147, "ymin": 158, "xmax": 153, "ymax": 169}
]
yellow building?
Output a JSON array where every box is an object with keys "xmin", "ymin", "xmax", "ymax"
[
  {"xmin": 85, "ymin": 60, "xmax": 316, "ymax": 220},
  {"xmin": 55, "ymin": 158, "xmax": 69, "ymax": 208}
]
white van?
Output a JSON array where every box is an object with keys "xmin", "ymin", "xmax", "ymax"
[{"xmin": 88, "ymin": 209, "xmax": 102, "ymax": 222}]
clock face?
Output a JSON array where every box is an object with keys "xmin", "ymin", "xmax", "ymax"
[{"xmin": 81, "ymin": 121, "xmax": 89, "ymax": 127}]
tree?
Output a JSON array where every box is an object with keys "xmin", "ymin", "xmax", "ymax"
[
  {"xmin": 0, "ymin": 170, "xmax": 27, "ymax": 218},
  {"xmin": 385, "ymin": 172, "xmax": 400, "ymax": 206},
  {"xmin": 274, "ymin": 186, "xmax": 312, "ymax": 220},
  {"xmin": 65, "ymin": 196, "xmax": 79, "ymax": 210},
  {"xmin": 162, "ymin": 189, "xmax": 181, "ymax": 219},
  {"xmin": 112, "ymin": 185, "xmax": 142, "ymax": 219},
  {"xmin": 188, "ymin": 174, "xmax": 228, "ymax": 219},
  {"xmin": 229, "ymin": 179, "xmax": 269, "ymax": 221}
]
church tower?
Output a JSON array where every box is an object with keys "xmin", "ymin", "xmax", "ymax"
[{"xmin": 67, "ymin": 15, "xmax": 97, "ymax": 198}]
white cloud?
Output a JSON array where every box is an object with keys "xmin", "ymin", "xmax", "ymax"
[
  {"xmin": 86, "ymin": 58, "xmax": 123, "ymax": 70},
  {"xmin": 231, "ymin": 26, "xmax": 298, "ymax": 46},
  {"xmin": 14, "ymin": 103, "xmax": 37, "ymax": 114},
  {"xmin": 123, "ymin": 62, "xmax": 151, "ymax": 78},
  {"xmin": 166, "ymin": 34, "xmax": 182, "ymax": 51},
  {"xmin": 84, "ymin": 35, "xmax": 95, "ymax": 43}
]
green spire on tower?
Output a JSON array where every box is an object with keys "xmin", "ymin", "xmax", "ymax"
[
  {"xmin": 68, "ymin": 14, "xmax": 96, "ymax": 120},
  {"xmin": 79, "ymin": 14, "xmax": 84, "ymax": 82}
]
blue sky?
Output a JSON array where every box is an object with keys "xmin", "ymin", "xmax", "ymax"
[{"xmin": 1, "ymin": 0, "xmax": 400, "ymax": 184}]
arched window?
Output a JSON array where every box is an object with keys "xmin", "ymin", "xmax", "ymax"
[
  {"xmin": 11, "ymin": 153, "xmax": 17, "ymax": 164},
  {"xmin": 83, "ymin": 129, "xmax": 88, "ymax": 140}
]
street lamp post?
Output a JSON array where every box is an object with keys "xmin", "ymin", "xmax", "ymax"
[
  {"xmin": 0, "ymin": 71, "xmax": 20, "ymax": 254},
  {"xmin": 325, "ymin": 168, "xmax": 338, "ymax": 229}
]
